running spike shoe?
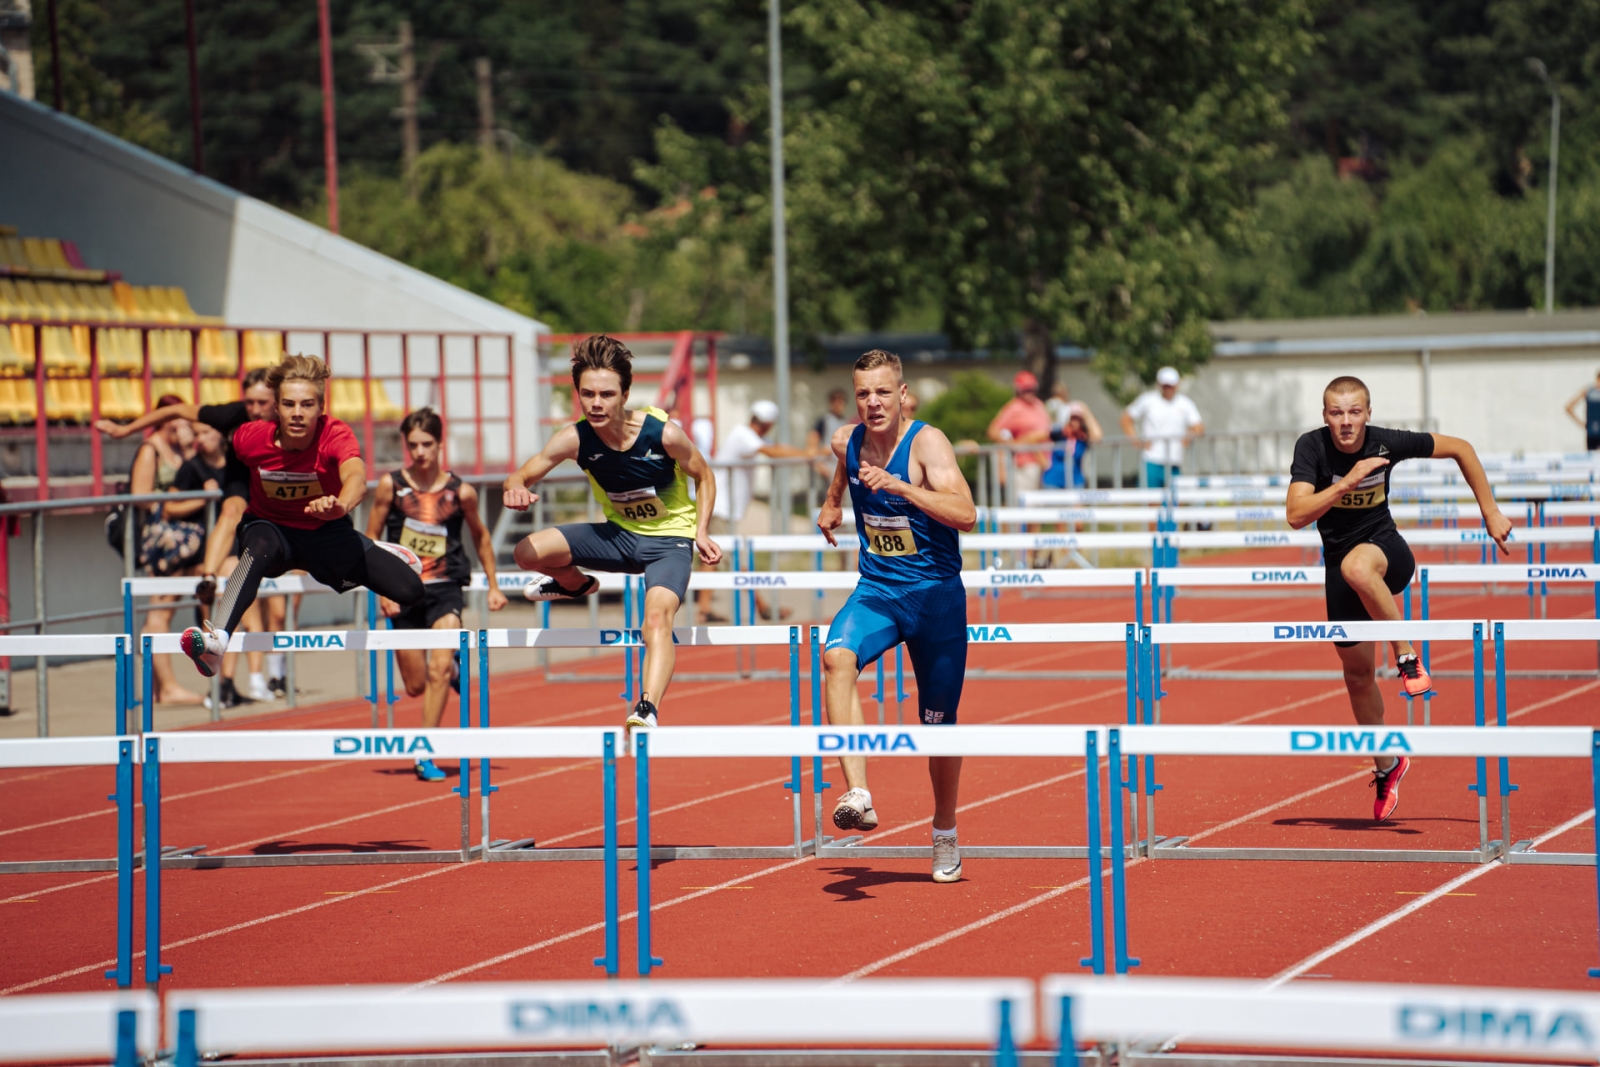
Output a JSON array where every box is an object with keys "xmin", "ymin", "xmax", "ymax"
[
  {"xmin": 373, "ymin": 540, "xmax": 424, "ymax": 574},
  {"xmin": 180, "ymin": 621, "xmax": 227, "ymax": 678},
  {"xmin": 523, "ymin": 574, "xmax": 600, "ymax": 602},
  {"xmin": 1370, "ymin": 756, "xmax": 1411, "ymax": 822},
  {"xmin": 832, "ymin": 788, "xmax": 879, "ymax": 831},
  {"xmin": 626, "ymin": 698, "xmax": 658, "ymax": 731},
  {"xmin": 414, "ymin": 759, "xmax": 447, "ymax": 782},
  {"xmin": 931, "ymin": 833, "xmax": 963, "ymax": 883},
  {"xmin": 1396, "ymin": 653, "xmax": 1432, "ymax": 697}
]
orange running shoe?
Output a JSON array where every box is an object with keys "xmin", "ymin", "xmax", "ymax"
[
  {"xmin": 1396, "ymin": 653, "xmax": 1432, "ymax": 697},
  {"xmin": 1370, "ymin": 756, "xmax": 1411, "ymax": 822}
]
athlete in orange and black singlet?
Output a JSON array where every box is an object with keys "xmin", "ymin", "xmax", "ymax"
[{"xmin": 367, "ymin": 408, "xmax": 507, "ymax": 781}]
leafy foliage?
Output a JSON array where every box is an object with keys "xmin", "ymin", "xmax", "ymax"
[{"xmin": 917, "ymin": 371, "xmax": 1014, "ymax": 484}]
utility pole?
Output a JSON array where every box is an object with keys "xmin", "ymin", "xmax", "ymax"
[
  {"xmin": 1528, "ymin": 58, "xmax": 1560, "ymax": 313},
  {"xmin": 767, "ymin": 0, "xmax": 791, "ymax": 534},
  {"xmin": 317, "ymin": 0, "xmax": 339, "ymax": 233},
  {"xmin": 183, "ymin": 0, "xmax": 203, "ymax": 174},
  {"xmin": 45, "ymin": 0, "xmax": 58, "ymax": 110},
  {"xmin": 358, "ymin": 20, "xmax": 421, "ymax": 199},
  {"xmin": 476, "ymin": 56, "xmax": 494, "ymax": 159}
]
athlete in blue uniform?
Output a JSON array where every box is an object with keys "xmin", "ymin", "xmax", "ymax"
[
  {"xmin": 1564, "ymin": 370, "xmax": 1600, "ymax": 451},
  {"xmin": 816, "ymin": 349, "xmax": 977, "ymax": 883}
]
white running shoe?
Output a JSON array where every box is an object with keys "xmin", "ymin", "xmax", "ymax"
[
  {"xmin": 625, "ymin": 698, "xmax": 658, "ymax": 731},
  {"xmin": 523, "ymin": 574, "xmax": 600, "ymax": 602},
  {"xmin": 931, "ymin": 833, "xmax": 962, "ymax": 883},
  {"xmin": 180, "ymin": 622, "xmax": 228, "ymax": 678},
  {"xmin": 372, "ymin": 540, "xmax": 423, "ymax": 574},
  {"xmin": 832, "ymin": 788, "xmax": 879, "ymax": 831},
  {"xmin": 247, "ymin": 672, "xmax": 272, "ymax": 702}
]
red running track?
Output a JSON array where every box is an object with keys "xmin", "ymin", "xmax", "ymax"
[{"xmin": 1, "ymin": 559, "xmax": 1596, "ymax": 997}]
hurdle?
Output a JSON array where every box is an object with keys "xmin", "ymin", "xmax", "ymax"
[
  {"xmin": 634, "ymin": 722, "xmax": 1117, "ymax": 976},
  {"xmin": 1044, "ymin": 975, "xmax": 1600, "ymax": 1061},
  {"xmin": 0, "ymin": 990, "xmax": 158, "ymax": 1066},
  {"xmin": 1130, "ymin": 620, "xmax": 1503, "ymax": 863},
  {"xmin": 1494, "ymin": 618, "xmax": 1600, "ymax": 868},
  {"xmin": 155, "ymin": 980, "xmax": 1033, "ymax": 1065},
  {"xmin": 1107, "ymin": 724, "xmax": 1598, "ymax": 976}
]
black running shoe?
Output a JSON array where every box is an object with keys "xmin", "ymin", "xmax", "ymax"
[{"xmin": 626, "ymin": 698, "xmax": 658, "ymax": 731}]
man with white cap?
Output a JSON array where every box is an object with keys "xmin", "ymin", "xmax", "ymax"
[
  {"xmin": 704, "ymin": 400, "xmax": 810, "ymax": 621},
  {"xmin": 1121, "ymin": 367, "xmax": 1204, "ymax": 489}
]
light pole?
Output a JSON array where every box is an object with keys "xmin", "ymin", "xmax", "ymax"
[
  {"xmin": 767, "ymin": 0, "xmax": 791, "ymax": 533},
  {"xmin": 1528, "ymin": 58, "xmax": 1559, "ymax": 314}
]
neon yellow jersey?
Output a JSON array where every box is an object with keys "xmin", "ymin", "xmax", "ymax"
[{"xmin": 574, "ymin": 406, "xmax": 698, "ymax": 538}]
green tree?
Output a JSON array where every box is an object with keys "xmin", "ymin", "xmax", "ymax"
[{"xmin": 32, "ymin": 0, "xmax": 177, "ymax": 156}]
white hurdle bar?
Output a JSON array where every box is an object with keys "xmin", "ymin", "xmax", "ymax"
[
  {"xmin": 1101, "ymin": 723, "xmax": 1600, "ymax": 974},
  {"xmin": 1043, "ymin": 976, "xmax": 1600, "ymax": 1060},
  {"xmin": 0, "ymin": 991, "xmax": 158, "ymax": 1066},
  {"xmin": 161, "ymin": 980, "xmax": 1035, "ymax": 1064}
]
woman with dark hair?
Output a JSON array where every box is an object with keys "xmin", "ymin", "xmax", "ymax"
[
  {"xmin": 179, "ymin": 355, "xmax": 426, "ymax": 677},
  {"xmin": 367, "ymin": 408, "xmax": 508, "ymax": 781}
]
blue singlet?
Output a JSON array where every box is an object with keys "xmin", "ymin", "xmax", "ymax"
[{"xmin": 825, "ymin": 421, "xmax": 967, "ymax": 723}]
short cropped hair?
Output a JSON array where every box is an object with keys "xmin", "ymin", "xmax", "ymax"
[
  {"xmin": 266, "ymin": 354, "xmax": 331, "ymax": 399},
  {"xmin": 400, "ymin": 407, "xmax": 443, "ymax": 441},
  {"xmin": 853, "ymin": 349, "xmax": 903, "ymax": 378},
  {"xmin": 243, "ymin": 368, "xmax": 270, "ymax": 391},
  {"xmin": 1323, "ymin": 375, "xmax": 1370, "ymax": 406},
  {"xmin": 570, "ymin": 335, "xmax": 633, "ymax": 393}
]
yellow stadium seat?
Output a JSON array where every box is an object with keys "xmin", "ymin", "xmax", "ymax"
[
  {"xmin": 23, "ymin": 237, "xmax": 72, "ymax": 273},
  {"xmin": 99, "ymin": 378, "xmax": 144, "ymax": 421},
  {"xmin": 198, "ymin": 329, "xmax": 238, "ymax": 376},
  {"xmin": 40, "ymin": 326, "xmax": 90, "ymax": 374},
  {"xmin": 95, "ymin": 328, "xmax": 144, "ymax": 375},
  {"xmin": 81, "ymin": 285, "xmax": 124, "ymax": 322},
  {"xmin": 44, "ymin": 378, "xmax": 91, "ymax": 423},
  {"xmin": 241, "ymin": 330, "xmax": 284, "ymax": 370},
  {"xmin": 200, "ymin": 377, "xmax": 240, "ymax": 404},
  {"xmin": 0, "ymin": 236, "xmax": 28, "ymax": 271},
  {"xmin": 0, "ymin": 379, "xmax": 36, "ymax": 425},
  {"xmin": 110, "ymin": 280, "xmax": 139, "ymax": 317},
  {"xmin": 163, "ymin": 286, "xmax": 200, "ymax": 322},
  {"xmin": 149, "ymin": 330, "xmax": 194, "ymax": 375},
  {"xmin": 15, "ymin": 279, "xmax": 59, "ymax": 319},
  {"xmin": 152, "ymin": 377, "xmax": 195, "ymax": 404},
  {"xmin": 3, "ymin": 324, "xmax": 35, "ymax": 376},
  {"xmin": 0, "ymin": 279, "xmax": 23, "ymax": 318}
]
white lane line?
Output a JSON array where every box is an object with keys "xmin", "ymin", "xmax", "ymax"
[
  {"xmin": 0, "ymin": 863, "xmax": 466, "ymax": 996},
  {"xmin": 1508, "ymin": 679, "xmax": 1600, "ymax": 720},
  {"xmin": 1267, "ymin": 807, "xmax": 1597, "ymax": 987}
]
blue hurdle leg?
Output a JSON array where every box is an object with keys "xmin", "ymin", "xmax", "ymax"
[
  {"xmin": 104, "ymin": 740, "xmax": 134, "ymax": 987},
  {"xmin": 1080, "ymin": 731, "xmax": 1105, "ymax": 975},
  {"xmin": 141, "ymin": 636, "xmax": 154, "ymax": 734},
  {"xmin": 142, "ymin": 736, "xmax": 171, "ymax": 983},
  {"xmin": 1589, "ymin": 730, "xmax": 1600, "ymax": 979},
  {"xmin": 114, "ymin": 1009, "xmax": 137, "ymax": 1067},
  {"xmin": 635, "ymin": 731, "xmax": 663, "ymax": 974},
  {"xmin": 1055, "ymin": 996, "xmax": 1077, "ymax": 1067},
  {"xmin": 994, "ymin": 999, "xmax": 1019, "ymax": 1067},
  {"xmin": 622, "ymin": 576, "xmax": 636, "ymax": 705},
  {"xmin": 478, "ymin": 630, "xmax": 495, "ymax": 854},
  {"xmin": 786, "ymin": 628, "xmax": 802, "ymax": 849},
  {"xmin": 175, "ymin": 1009, "xmax": 197, "ymax": 1067},
  {"xmin": 366, "ymin": 590, "xmax": 379, "ymax": 727},
  {"xmin": 1107, "ymin": 728, "xmax": 1139, "ymax": 972},
  {"xmin": 1470, "ymin": 623, "xmax": 1489, "ymax": 853},
  {"xmin": 593, "ymin": 732, "xmax": 619, "ymax": 975}
]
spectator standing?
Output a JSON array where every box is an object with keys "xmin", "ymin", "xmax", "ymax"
[
  {"xmin": 706, "ymin": 400, "xmax": 809, "ymax": 621},
  {"xmin": 808, "ymin": 388, "xmax": 854, "ymax": 478},
  {"xmin": 1563, "ymin": 370, "xmax": 1600, "ymax": 451},
  {"xmin": 985, "ymin": 371, "xmax": 1052, "ymax": 501},
  {"xmin": 1120, "ymin": 367, "xmax": 1204, "ymax": 489}
]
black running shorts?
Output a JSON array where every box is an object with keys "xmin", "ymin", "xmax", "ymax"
[
  {"xmin": 1324, "ymin": 527, "xmax": 1415, "ymax": 647},
  {"xmin": 556, "ymin": 521, "xmax": 694, "ymax": 602},
  {"xmin": 392, "ymin": 583, "xmax": 466, "ymax": 630}
]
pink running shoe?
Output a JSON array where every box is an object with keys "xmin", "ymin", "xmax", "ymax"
[
  {"xmin": 180, "ymin": 622, "xmax": 227, "ymax": 678},
  {"xmin": 1396, "ymin": 654, "xmax": 1432, "ymax": 697},
  {"xmin": 1370, "ymin": 756, "xmax": 1411, "ymax": 822}
]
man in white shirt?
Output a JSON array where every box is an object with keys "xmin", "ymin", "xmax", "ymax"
[
  {"xmin": 1120, "ymin": 366, "xmax": 1203, "ymax": 488},
  {"xmin": 702, "ymin": 400, "xmax": 808, "ymax": 621}
]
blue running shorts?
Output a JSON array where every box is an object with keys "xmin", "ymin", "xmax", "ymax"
[{"xmin": 825, "ymin": 577, "xmax": 967, "ymax": 724}]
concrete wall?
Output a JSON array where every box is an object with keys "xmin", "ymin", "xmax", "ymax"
[{"xmin": 0, "ymin": 92, "xmax": 547, "ymax": 456}]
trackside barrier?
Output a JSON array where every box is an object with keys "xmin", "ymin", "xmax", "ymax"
[
  {"xmin": 1043, "ymin": 976, "xmax": 1600, "ymax": 1059},
  {"xmin": 1028, "ymin": 483, "xmax": 1600, "ymax": 506},
  {"xmin": 1136, "ymin": 620, "xmax": 1497, "ymax": 861},
  {"xmin": 1495, "ymin": 618, "xmax": 1600, "ymax": 869},
  {"xmin": 1106, "ymin": 724, "xmax": 1599, "ymax": 976},
  {"xmin": 159, "ymin": 981, "xmax": 1034, "ymax": 1064},
  {"xmin": 634, "ymin": 721, "xmax": 1116, "ymax": 976},
  {"xmin": 0, "ymin": 991, "xmax": 158, "ymax": 1064}
]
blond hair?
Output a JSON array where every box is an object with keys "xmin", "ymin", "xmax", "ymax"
[
  {"xmin": 266, "ymin": 354, "xmax": 332, "ymax": 399},
  {"xmin": 853, "ymin": 349, "xmax": 902, "ymax": 378}
]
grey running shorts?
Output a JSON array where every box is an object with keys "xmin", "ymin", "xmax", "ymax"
[{"xmin": 556, "ymin": 522, "xmax": 695, "ymax": 602}]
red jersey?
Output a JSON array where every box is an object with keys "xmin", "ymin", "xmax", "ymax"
[{"xmin": 233, "ymin": 416, "xmax": 361, "ymax": 530}]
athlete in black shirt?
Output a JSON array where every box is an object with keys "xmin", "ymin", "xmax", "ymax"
[{"xmin": 1287, "ymin": 375, "xmax": 1512, "ymax": 821}]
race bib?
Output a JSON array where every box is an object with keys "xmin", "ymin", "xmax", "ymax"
[
  {"xmin": 864, "ymin": 512, "xmax": 919, "ymax": 557},
  {"xmin": 608, "ymin": 486, "xmax": 666, "ymax": 524},
  {"xmin": 259, "ymin": 468, "xmax": 322, "ymax": 501},
  {"xmin": 1334, "ymin": 472, "xmax": 1387, "ymax": 510},
  {"xmin": 400, "ymin": 517, "xmax": 448, "ymax": 559}
]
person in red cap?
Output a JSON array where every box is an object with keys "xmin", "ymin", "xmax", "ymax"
[{"xmin": 986, "ymin": 370, "xmax": 1052, "ymax": 500}]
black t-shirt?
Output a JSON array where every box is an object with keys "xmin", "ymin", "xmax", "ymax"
[
  {"xmin": 173, "ymin": 455, "xmax": 227, "ymax": 493},
  {"xmin": 197, "ymin": 401, "xmax": 254, "ymax": 490},
  {"xmin": 1290, "ymin": 424, "xmax": 1435, "ymax": 558}
]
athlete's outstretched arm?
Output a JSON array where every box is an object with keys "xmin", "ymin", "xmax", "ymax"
[
  {"xmin": 460, "ymin": 482, "xmax": 508, "ymax": 611},
  {"xmin": 306, "ymin": 457, "xmax": 367, "ymax": 520},
  {"xmin": 661, "ymin": 420, "xmax": 723, "ymax": 566},
  {"xmin": 859, "ymin": 425, "xmax": 977, "ymax": 532},
  {"xmin": 502, "ymin": 425, "xmax": 580, "ymax": 510},
  {"xmin": 1431, "ymin": 434, "xmax": 1513, "ymax": 555},
  {"xmin": 364, "ymin": 473, "xmax": 395, "ymax": 539},
  {"xmin": 94, "ymin": 403, "xmax": 202, "ymax": 439}
]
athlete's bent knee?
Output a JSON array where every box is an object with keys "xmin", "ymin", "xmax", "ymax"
[
  {"xmin": 1340, "ymin": 553, "xmax": 1379, "ymax": 585},
  {"xmin": 513, "ymin": 537, "xmax": 541, "ymax": 571},
  {"xmin": 405, "ymin": 679, "xmax": 427, "ymax": 698},
  {"xmin": 823, "ymin": 647, "xmax": 858, "ymax": 675}
]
